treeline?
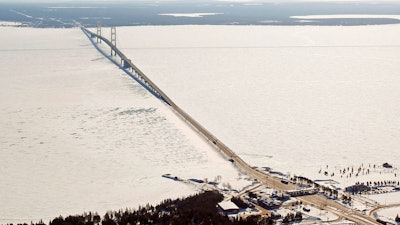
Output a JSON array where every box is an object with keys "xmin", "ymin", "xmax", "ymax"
[
  {"xmin": 9, "ymin": 191, "xmax": 275, "ymax": 225},
  {"xmin": 356, "ymin": 181, "xmax": 400, "ymax": 187},
  {"xmin": 292, "ymin": 176, "xmax": 339, "ymax": 199}
]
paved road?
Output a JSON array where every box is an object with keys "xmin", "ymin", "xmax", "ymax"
[
  {"xmin": 300, "ymin": 194, "xmax": 380, "ymax": 225},
  {"xmin": 369, "ymin": 203, "xmax": 400, "ymax": 217}
]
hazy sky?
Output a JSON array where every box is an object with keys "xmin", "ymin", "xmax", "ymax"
[{"xmin": 1, "ymin": 0, "xmax": 399, "ymax": 2}]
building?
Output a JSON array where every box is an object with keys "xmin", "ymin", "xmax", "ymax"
[{"xmin": 218, "ymin": 201, "xmax": 240, "ymax": 215}]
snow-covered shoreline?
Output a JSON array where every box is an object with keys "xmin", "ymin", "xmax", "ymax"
[
  {"xmin": 291, "ymin": 14, "xmax": 400, "ymax": 20},
  {"xmin": 0, "ymin": 21, "xmax": 24, "ymax": 27},
  {"xmin": 158, "ymin": 13, "xmax": 224, "ymax": 18}
]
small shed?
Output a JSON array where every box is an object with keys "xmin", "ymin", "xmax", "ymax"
[{"xmin": 218, "ymin": 201, "xmax": 240, "ymax": 215}]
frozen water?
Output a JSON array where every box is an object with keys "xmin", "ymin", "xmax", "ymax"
[
  {"xmin": 0, "ymin": 27, "xmax": 244, "ymax": 223},
  {"xmin": 2, "ymin": 23, "xmax": 400, "ymax": 223},
  {"xmin": 109, "ymin": 24, "xmax": 400, "ymax": 185}
]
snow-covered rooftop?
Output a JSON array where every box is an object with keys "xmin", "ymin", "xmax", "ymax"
[{"xmin": 218, "ymin": 201, "xmax": 240, "ymax": 211}]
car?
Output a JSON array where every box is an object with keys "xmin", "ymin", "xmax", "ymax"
[{"xmin": 281, "ymin": 179, "xmax": 289, "ymax": 184}]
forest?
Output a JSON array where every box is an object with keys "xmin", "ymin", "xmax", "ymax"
[{"xmin": 7, "ymin": 191, "xmax": 275, "ymax": 225}]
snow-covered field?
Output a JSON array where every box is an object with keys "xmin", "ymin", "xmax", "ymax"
[
  {"xmin": 376, "ymin": 206, "xmax": 400, "ymax": 224},
  {"xmin": 0, "ymin": 27, "xmax": 245, "ymax": 223}
]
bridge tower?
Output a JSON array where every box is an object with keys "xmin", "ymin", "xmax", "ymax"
[
  {"xmin": 111, "ymin": 27, "xmax": 117, "ymax": 56},
  {"xmin": 96, "ymin": 21, "xmax": 102, "ymax": 43}
]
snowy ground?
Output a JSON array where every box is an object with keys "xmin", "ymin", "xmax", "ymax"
[
  {"xmin": 0, "ymin": 27, "xmax": 248, "ymax": 224},
  {"xmin": 367, "ymin": 192, "xmax": 400, "ymax": 205},
  {"xmin": 375, "ymin": 207, "xmax": 400, "ymax": 224},
  {"xmin": 276, "ymin": 205, "xmax": 338, "ymax": 222},
  {"xmin": 370, "ymin": 199, "xmax": 400, "ymax": 223}
]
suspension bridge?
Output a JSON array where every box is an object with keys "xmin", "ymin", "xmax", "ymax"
[
  {"xmin": 80, "ymin": 25, "xmax": 244, "ymax": 169},
  {"xmin": 80, "ymin": 25, "xmax": 382, "ymax": 225}
]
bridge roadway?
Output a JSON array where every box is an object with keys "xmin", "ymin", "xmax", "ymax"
[{"xmin": 81, "ymin": 27, "xmax": 382, "ymax": 225}]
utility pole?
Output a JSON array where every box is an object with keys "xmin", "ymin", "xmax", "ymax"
[
  {"xmin": 111, "ymin": 26, "xmax": 116, "ymax": 56},
  {"xmin": 96, "ymin": 21, "xmax": 102, "ymax": 43}
]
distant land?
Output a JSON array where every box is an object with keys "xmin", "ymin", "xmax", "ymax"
[{"xmin": 1, "ymin": 1, "xmax": 400, "ymax": 27}]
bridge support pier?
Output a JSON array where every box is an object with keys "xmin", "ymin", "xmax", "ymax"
[
  {"xmin": 123, "ymin": 59, "xmax": 132, "ymax": 69},
  {"xmin": 111, "ymin": 27, "xmax": 117, "ymax": 56},
  {"xmin": 96, "ymin": 21, "xmax": 102, "ymax": 43}
]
